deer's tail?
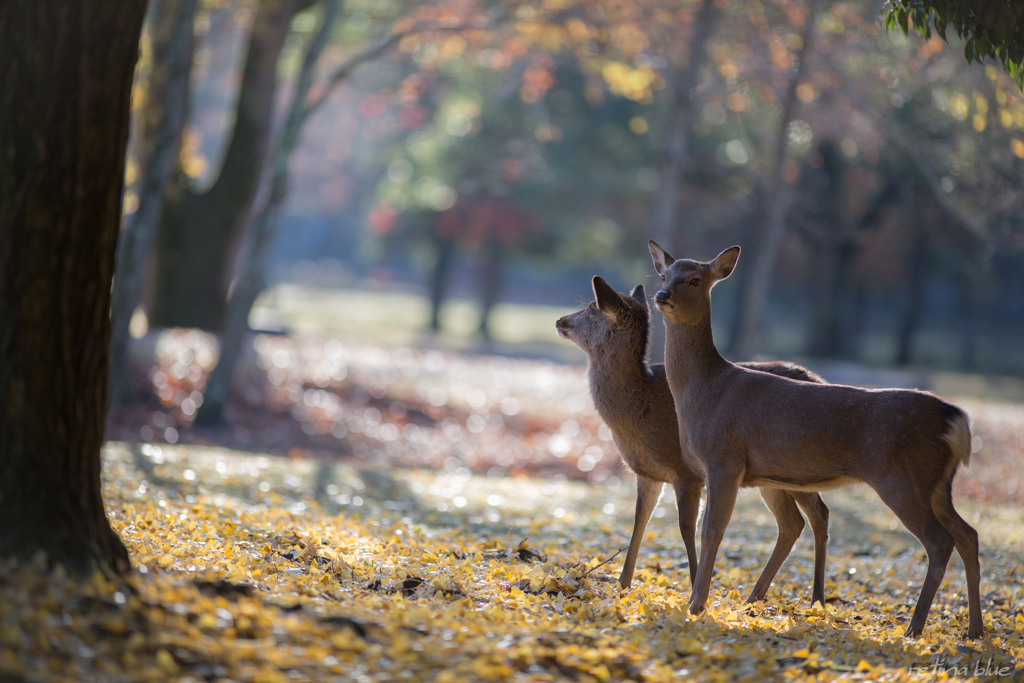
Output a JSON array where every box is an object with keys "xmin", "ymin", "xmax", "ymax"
[{"xmin": 941, "ymin": 408, "xmax": 972, "ymax": 471}]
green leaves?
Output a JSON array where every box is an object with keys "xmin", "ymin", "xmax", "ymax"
[{"xmin": 881, "ymin": 0, "xmax": 1024, "ymax": 88}]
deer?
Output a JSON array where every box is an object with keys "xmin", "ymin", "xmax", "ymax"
[
  {"xmin": 648, "ymin": 241, "xmax": 983, "ymax": 639},
  {"xmin": 556, "ymin": 275, "xmax": 832, "ymax": 606}
]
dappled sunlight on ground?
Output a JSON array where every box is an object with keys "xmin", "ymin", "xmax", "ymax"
[
  {"xmin": 107, "ymin": 332, "xmax": 1024, "ymax": 507},
  {"xmin": 2, "ymin": 441, "xmax": 1022, "ymax": 682}
]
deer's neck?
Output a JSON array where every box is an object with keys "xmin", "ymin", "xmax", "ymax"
[
  {"xmin": 663, "ymin": 314, "xmax": 727, "ymax": 392},
  {"xmin": 587, "ymin": 347, "xmax": 648, "ymax": 423}
]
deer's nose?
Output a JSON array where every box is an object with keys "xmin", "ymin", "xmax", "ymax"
[{"xmin": 654, "ymin": 290, "xmax": 670, "ymax": 303}]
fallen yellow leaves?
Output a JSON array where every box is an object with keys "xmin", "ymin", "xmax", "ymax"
[{"xmin": 1, "ymin": 442, "xmax": 1023, "ymax": 682}]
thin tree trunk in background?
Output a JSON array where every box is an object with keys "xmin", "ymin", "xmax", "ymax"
[
  {"xmin": 649, "ymin": 0, "xmax": 718, "ymax": 255},
  {"xmin": 429, "ymin": 234, "xmax": 457, "ymax": 333},
  {"xmin": 477, "ymin": 239, "xmax": 504, "ymax": 342},
  {"xmin": 959, "ymin": 265, "xmax": 977, "ymax": 370},
  {"xmin": 806, "ymin": 141, "xmax": 845, "ymax": 358},
  {"xmin": 110, "ymin": 0, "xmax": 198, "ymax": 407},
  {"xmin": 645, "ymin": 0, "xmax": 718, "ymax": 364},
  {"xmin": 896, "ymin": 202, "xmax": 929, "ymax": 366},
  {"xmin": 840, "ymin": 278, "xmax": 866, "ymax": 361},
  {"xmin": 732, "ymin": 0, "xmax": 821, "ymax": 360},
  {"xmin": 726, "ymin": 187, "xmax": 765, "ymax": 354},
  {"xmin": 806, "ymin": 240, "xmax": 839, "ymax": 356},
  {"xmin": 196, "ymin": 0, "xmax": 339, "ymax": 426},
  {"xmin": 152, "ymin": 0, "xmax": 310, "ymax": 331},
  {"xmin": 808, "ymin": 240, "xmax": 856, "ymax": 357},
  {"xmin": 0, "ymin": 0, "xmax": 146, "ymax": 574}
]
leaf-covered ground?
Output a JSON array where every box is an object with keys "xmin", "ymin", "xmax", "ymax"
[
  {"xmin": 3, "ymin": 443, "xmax": 1023, "ymax": 682},
  {"xmin": 5, "ymin": 334, "xmax": 1024, "ymax": 682}
]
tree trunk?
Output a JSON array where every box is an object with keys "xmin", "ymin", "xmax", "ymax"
[
  {"xmin": 647, "ymin": 0, "xmax": 718, "ymax": 363},
  {"xmin": 806, "ymin": 141, "xmax": 846, "ymax": 358},
  {"xmin": 649, "ymin": 0, "xmax": 718, "ymax": 254},
  {"xmin": 110, "ymin": 0, "xmax": 198, "ymax": 406},
  {"xmin": 429, "ymin": 234, "xmax": 458, "ymax": 333},
  {"xmin": 896, "ymin": 202, "xmax": 929, "ymax": 366},
  {"xmin": 959, "ymin": 264, "xmax": 978, "ymax": 371},
  {"xmin": 806, "ymin": 177, "xmax": 899, "ymax": 360},
  {"xmin": 806, "ymin": 239, "xmax": 838, "ymax": 357},
  {"xmin": 726, "ymin": 187, "xmax": 766, "ymax": 354},
  {"xmin": 152, "ymin": 0, "xmax": 309, "ymax": 331},
  {"xmin": 477, "ymin": 239, "xmax": 504, "ymax": 342},
  {"xmin": 731, "ymin": 0, "xmax": 821, "ymax": 360},
  {"xmin": 0, "ymin": 0, "xmax": 146, "ymax": 575},
  {"xmin": 840, "ymin": 277, "xmax": 866, "ymax": 361},
  {"xmin": 807, "ymin": 240, "xmax": 857, "ymax": 358},
  {"xmin": 196, "ymin": 0, "xmax": 338, "ymax": 426}
]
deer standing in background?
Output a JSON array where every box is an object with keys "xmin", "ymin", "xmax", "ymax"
[
  {"xmin": 556, "ymin": 276, "xmax": 831, "ymax": 605},
  {"xmin": 648, "ymin": 241, "xmax": 982, "ymax": 639}
]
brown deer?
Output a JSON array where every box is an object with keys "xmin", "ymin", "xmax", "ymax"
[
  {"xmin": 648, "ymin": 241, "xmax": 982, "ymax": 639},
  {"xmin": 556, "ymin": 275, "xmax": 831, "ymax": 605}
]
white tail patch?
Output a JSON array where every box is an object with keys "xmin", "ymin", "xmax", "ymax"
[{"xmin": 942, "ymin": 413, "xmax": 972, "ymax": 469}]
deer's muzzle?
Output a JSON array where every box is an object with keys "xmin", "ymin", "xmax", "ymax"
[{"xmin": 654, "ymin": 290, "xmax": 671, "ymax": 304}]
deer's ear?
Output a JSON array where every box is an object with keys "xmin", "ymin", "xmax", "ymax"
[
  {"xmin": 648, "ymin": 240, "xmax": 675, "ymax": 276},
  {"xmin": 711, "ymin": 246, "xmax": 740, "ymax": 282},
  {"xmin": 592, "ymin": 276, "xmax": 625, "ymax": 321},
  {"xmin": 630, "ymin": 284, "xmax": 648, "ymax": 309}
]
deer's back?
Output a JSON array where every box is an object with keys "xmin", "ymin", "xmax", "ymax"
[{"xmin": 683, "ymin": 365, "xmax": 964, "ymax": 490}]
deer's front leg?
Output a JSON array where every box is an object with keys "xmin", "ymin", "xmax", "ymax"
[
  {"xmin": 619, "ymin": 476, "xmax": 663, "ymax": 589},
  {"xmin": 688, "ymin": 470, "xmax": 741, "ymax": 615}
]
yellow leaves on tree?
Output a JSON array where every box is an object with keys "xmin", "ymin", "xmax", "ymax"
[{"xmin": 600, "ymin": 62, "xmax": 659, "ymax": 102}]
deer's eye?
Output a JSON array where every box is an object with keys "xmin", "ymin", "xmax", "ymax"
[
  {"xmin": 689, "ymin": 278, "xmax": 701, "ymax": 287},
  {"xmin": 588, "ymin": 306, "xmax": 595, "ymax": 315},
  {"xmin": 659, "ymin": 275, "xmax": 665, "ymax": 282}
]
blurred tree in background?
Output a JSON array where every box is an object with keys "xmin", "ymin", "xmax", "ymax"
[
  {"xmin": 108, "ymin": 0, "xmax": 1024, "ymax": 423},
  {"xmin": 151, "ymin": 0, "xmax": 315, "ymax": 331}
]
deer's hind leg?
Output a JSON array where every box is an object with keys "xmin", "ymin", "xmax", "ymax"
[
  {"xmin": 746, "ymin": 488, "xmax": 805, "ymax": 604},
  {"xmin": 673, "ymin": 478, "xmax": 703, "ymax": 585},
  {"xmin": 932, "ymin": 481, "xmax": 983, "ymax": 638},
  {"xmin": 793, "ymin": 492, "xmax": 829, "ymax": 607},
  {"xmin": 875, "ymin": 480, "xmax": 955, "ymax": 639}
]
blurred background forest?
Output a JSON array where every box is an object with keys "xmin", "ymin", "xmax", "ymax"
[{"xmin": 108, "ymin": 0, "xmax": 1024, "ymax": 446}]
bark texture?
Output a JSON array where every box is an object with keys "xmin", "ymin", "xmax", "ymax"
[
  {"xmin": 151, "ymin": 0, "xmax": 309, "ymax": 331},
  {"xmin": 0, "ymin": 0, "xmax": 147, "ymax": 575},
  {"xmin": 110, "ymin": 0, "xmax": 198, "ymax": 406}
]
